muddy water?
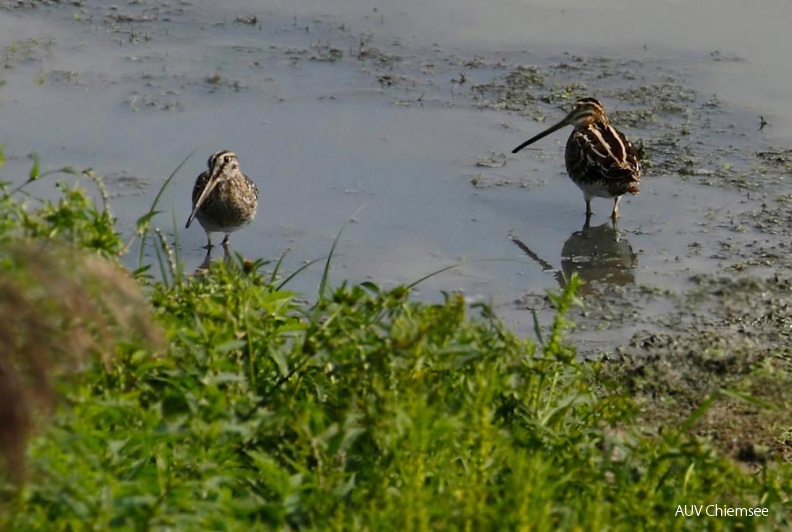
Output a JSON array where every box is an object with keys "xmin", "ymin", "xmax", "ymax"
[{"xmin": 2, "ymin": 1, "xmax": 791, "ymax": 353}]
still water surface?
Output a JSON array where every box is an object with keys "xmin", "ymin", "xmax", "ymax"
[{"xmin": 1, "ymin": 1, "xmax": 790, "ymax": 347}]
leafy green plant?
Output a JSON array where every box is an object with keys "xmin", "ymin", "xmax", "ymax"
[
  {"xmin": 0, "ymin": 153, "xmax": 123, "ymax": 257},
  {"xmin": 0, "ymin": 153, "xmax": 789, "ymax": 530}
]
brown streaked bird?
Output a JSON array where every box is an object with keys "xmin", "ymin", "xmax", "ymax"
[
  {"xmin": 186, "ymin": 150, "xmax": 259, "ymax": 248},
  {"xmin": 511, "ymin": 97, "xmax": 641, "ymax": 220}
]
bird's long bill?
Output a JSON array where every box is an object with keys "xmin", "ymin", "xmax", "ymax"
[
  {"xmin": 185, "ymin": 176, "xmax": 220, "ymax": 229},
  {"xmin": 511, "ymin": 118, "xmax": 570, "ymax": 154}
]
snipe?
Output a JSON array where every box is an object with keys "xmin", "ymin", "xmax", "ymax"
[
  {"xmin": 512, "ymin": 97, "xmax": 641, "ymax": 220},
  {"xmin": 186, "ymin": 150, "xmax": 259, "ymax": 248}
]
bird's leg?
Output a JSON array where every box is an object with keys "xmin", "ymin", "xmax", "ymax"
[
  {"xmin": 584, "ymin": 211, "xmax": 593, "ymax": 229},
  {"xmin": 585, "ymin": 198, "xmax": 593, "ymax": 217},
  {"xmin": 197, "ymin": 246, "xmax": 213, "ymax": 272},
  {"xmin": 611, "ymin": 197, "xmax": 621, "ymax": 220},
  {"xmin": 203, "ymin": 233, "xmax": 214, "ymax": 250},
  {"xmin": 611, "ymin": 215, "xmax": 622, "ymax": 241},
  {"xmin": 221, "ymin": 233, "xmax": 230, "ymax": 246}
]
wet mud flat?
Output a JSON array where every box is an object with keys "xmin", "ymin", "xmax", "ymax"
[
  {"xmin": 471, "ymin": 51, "xmax": 792, "ymax": 463},
  {"xmin": 1, "ymin": 1, "xmax": 790, "ymax": 463}
]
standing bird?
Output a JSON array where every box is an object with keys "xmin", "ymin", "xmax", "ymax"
[
  {"xmin": 186, "ymin": 150, "xmax": 259, "ymax": 248},
  {"xmin": 511, "ymin": 97, "xmax": 641, "ymax": 220}
]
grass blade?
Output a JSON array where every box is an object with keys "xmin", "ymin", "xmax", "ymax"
[
  {"xmin": 406, "ymin": 258, "xmax": 517, "ymax": 291},
  {"xmin": 318, "ymin": 206, "xmax": 365, "ymax": 300},
  {"xmin": 275, "ymin": 256, "xmax": 326, "ymax": 291},
  {"xmin": 133, "ymin": 149, "xmax": 196, "ymax": 270},
  {"xmin": 269, "ymin": 249, "xmax": 289, "ymax": 285}
]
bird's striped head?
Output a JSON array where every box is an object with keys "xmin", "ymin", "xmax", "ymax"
[
  {"xmin": 565, "ymin": 97, "xmax": 608, "ymax": 128},
  {"xmin": 511, "ymin": 97, "xmax": 609, "ymax": 154},
  {"xmin": 207, "ymin": 150, "xmax": 240, "ymax": 182}
]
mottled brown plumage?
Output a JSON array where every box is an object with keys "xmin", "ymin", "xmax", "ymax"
[
  {"xmin": 512, "ymin": 97, "xmax": 641, "ymax": 219},
  {"xmin": 186, "ymin": 150, "xmax": 258, "ymax": 248}
]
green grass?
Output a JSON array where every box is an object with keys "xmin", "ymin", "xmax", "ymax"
[{"xmin": 0, "ymin": 158, "xmax": 790, "ymax": 530}]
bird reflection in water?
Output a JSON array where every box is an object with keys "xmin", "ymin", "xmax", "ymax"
[
  {"xmin": 511, "ymin": 219, "xmax": 637, "ymax": 295},
  {"xmin": 561, "ymin": 220, "xmax": 636, "ymax": 294}
]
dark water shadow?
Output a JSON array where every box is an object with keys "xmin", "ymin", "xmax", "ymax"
[{"xmin": 511, "ymin": 218, "xmax": 637, "ymax": 295}]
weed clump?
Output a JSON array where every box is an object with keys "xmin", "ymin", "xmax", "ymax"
[{"xmin": 0, "ymin": 156, "xmax": 788, "ymax": 530}]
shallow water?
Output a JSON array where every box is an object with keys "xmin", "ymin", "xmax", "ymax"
[{"xmin": 2, "ymin": 0, "xmax": 791, "ymax": 350}]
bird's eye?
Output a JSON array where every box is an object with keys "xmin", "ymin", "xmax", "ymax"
[{"xmin": 224, "ymin": 156, "xmax": 231, "ymax": 163}]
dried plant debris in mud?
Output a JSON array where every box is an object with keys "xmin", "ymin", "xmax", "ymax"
[
  {"xmin": 0, "ymin": 244, "xmax": 162, "ymax": 483},
  {"xmin": 309, "ymin": 41, "xmax": 344, "ymax": 63},
  {"xmin": 1, "ymin": 37, "xmax": 54, "ymax": 68},
  {"xmin": 470, "ymin": 56, "xmax": 695, "ymax": 118},
  {"xmin": 470, "ymin": 172, "xmax": 545, "ymax": 189},
  {"xmin": 744, "ymin": 195, "xmax": 792, "ymax": 236},
  {"xmin": 604, "ymin": 274, "xmax": 792, "ymax": 465},
  {"xmin": 469, "ymin": 152, "xmax": 547, "ymax": 189}
]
